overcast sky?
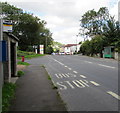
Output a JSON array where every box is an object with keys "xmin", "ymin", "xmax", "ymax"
[{"xmin": 1, "ymin": 0, "xmax": 119, "ymax": 44}]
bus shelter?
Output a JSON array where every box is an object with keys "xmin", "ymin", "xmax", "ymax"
[{"xmin": 103, "ymin": 46, "xmax": 114, "ymax": 58}]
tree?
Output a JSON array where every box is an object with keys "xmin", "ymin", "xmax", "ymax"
[
  {"xmin": 79, "ymin": 7, "xmax": 120, "ymax": 55},
  {"xmin": 90, "ymin": 35, "xmax": 106, "ymax": 57},
  {"xmin": 102, "ymin": 18, "xmax": 120, "ymax": 48},
  {"xmin": 1, "ymin": 2, "xmax": 53, "ymax": 51},
  {"xmin": 80, "ymin": 40, "xmax": 91, "ymax": 56},
  {"xmin": 80, "ymin": 35, "xmax": 106, "ymax": 56},
  {"xmin": 52, "ymin": 41, "xmax": 63, "ymax": 53},
  {"xmin": 46, "ymin": 46, "xmax": 53, "ymax": 54},
  {"xmin": 80, "ymin": 7, "xmax": 110, "ymax": 37}
]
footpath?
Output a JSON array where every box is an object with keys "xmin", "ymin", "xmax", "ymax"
[{"xmin": 9, "ymin": 65, "xmax": 67, "ymax": 112}]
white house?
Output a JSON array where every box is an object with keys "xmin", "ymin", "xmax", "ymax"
[{"xmin": 64, "ymin": 44, "xmax": 81, "ymax": 55}]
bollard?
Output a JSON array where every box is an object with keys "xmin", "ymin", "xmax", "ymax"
[{"xmin": 21, "ymin": 56, "xmax": 24, "ymax": 62}]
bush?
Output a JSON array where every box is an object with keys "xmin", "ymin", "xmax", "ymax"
[
  {"xmin": 17, "ymin": 71, "xmax": 24, "ymax": 77},
  {"xmin": 17, "ymin": 50, "xmax": 36, "ymax": 57},
  {"xmin": 2, "ymin": 82, "xmax": 16, "ymax": 113}
]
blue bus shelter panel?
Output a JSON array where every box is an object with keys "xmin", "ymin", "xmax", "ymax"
[{"xmin": 0, "ymin": 41, "xmax": 7, "ymax": 62}]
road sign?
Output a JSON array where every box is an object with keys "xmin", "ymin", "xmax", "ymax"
[
  {"xmin": 3, "ymin": 20, "xmax": 13, "ymax": 32},
  {"xmin": 39, "ymin": 45, "xmax": 44, "ymax": 54}
]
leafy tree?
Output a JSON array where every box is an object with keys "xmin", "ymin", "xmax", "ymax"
[
  {"xmin": 90, "ymin": 35, "xmax": 106, "ymax": 57},
  {"xmin": 79, "ymin": 7, "xmax": 120, "ymax": 56},
  {"xmin": 80, "ymin": 7, "xmax": 110, "ymax": 37},
  {"xmin": 1, "ymin": 2, "xmax": 53, "ymax": 52},
  {"xmin": 46, "ymin": 46, "xmax": 53, "ymax": 54},
  {"xmin": 80, "ymin": 35, "xmax": 106, "ymax": 56},
  {"xmin": 102, "ymin": 18, "xmax": 120, "ymax": 49},
  {"xmin": 80, "ymin": 40, "xmax": 91, "ymax": 55},
  {"xmin": 52, "ymin": 41, "xmax": 63, "ymax": 53}
]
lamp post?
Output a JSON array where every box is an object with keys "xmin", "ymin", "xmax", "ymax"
[{"xmin": 76, "ymin": 35, "xmax": 78, "ymax": 54}]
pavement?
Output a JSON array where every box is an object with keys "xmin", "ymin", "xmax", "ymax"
[{"xmin": 9, "ymin": 65, "xmax": 67, "ymax": 112}]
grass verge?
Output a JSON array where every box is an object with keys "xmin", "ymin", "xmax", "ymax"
[
  {"xmin": 17, "ymin": 50, "xmax": 45, "ymax": 60},
  {"xmin": 47, "ymin": 75, "xmax": 58, "ymax": 89},
  {"xmin": 17, "ymin": 61, "xmax": 30, "ymax": 66},
  {"xmin": 17, "ymin": 71, "xmax": 24, "ymax": 77},
  {"xmin": 2, "ymin": 82, "xmax": 16, "ymax": 113}
]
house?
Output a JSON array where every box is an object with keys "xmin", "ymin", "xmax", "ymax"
[
  {"xmin": 3, "ymin": 32, "xmax": 19, "ymax": 83},
  {"xmin": 64, "ymin": 44, "xmax": 81, "ymax": 55}
]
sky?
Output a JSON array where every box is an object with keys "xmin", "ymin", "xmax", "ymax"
[{"xmin": 1, "ymin": 0, "xmax": 119, "ymax": 44}]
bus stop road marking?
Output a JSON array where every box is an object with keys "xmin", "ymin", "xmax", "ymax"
[
  {"xmin": 107, "ymin": 91, "xmax": 120, "ymax": 100},
  {"xmin": 90, "ymin": 81, "xmax": 100, "ymax": 86},
  {"xmin": 80, "ymin": 75, "xmax": 86, "ymax": 78}
]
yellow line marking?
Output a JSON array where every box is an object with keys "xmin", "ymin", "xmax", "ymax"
[
  {"xmin": 90, "ymin": 81, "xmax": 100, "ymax": 86},
  {"xmin": 107, "ymin": 91, "xmax": 120, "ymax": 100},
  {"xmin": 80, "ymin": 75, "xmax": 86, "ymax": 78},
  {"xmin": 73, "ymin": 71, "xmax": 78, "ymax": 74}
]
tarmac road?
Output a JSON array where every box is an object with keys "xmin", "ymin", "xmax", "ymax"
[{"xmin": 27, "ymin": 55, "xmax": 119, "ymax": 111}]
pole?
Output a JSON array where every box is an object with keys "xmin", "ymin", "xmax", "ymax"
[
  {"xmin": 76, "ymin": 35, "xmax": 78, "ymax": 54},
  {"xmin": 0, "ymin": 3, "xmax": 3, "ymax": 113},
  {"xmin": 46, "ymin": 37, "xmax": 47, "ymax": 54}
]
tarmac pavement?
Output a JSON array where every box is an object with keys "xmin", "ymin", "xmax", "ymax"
[{"xmin": 9, "ymin": 65, "xmax": 67, "ymax": 112}]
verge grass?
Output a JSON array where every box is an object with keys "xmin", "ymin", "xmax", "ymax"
[
  {"xmin": 2, "ymin": 82, "xmax": 16, "ymax": 113},
  {"xmin": 17, "ymin": 61, "xmax": 30, "ymax": 66},
  {"xmin": 17, "ymin": 50, "xmax": 45, "ymax": 59}
]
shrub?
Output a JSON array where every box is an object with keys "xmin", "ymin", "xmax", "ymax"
[
  {"xmin": 2, "ymin": 82, "xmax": 16, "ymax": 113},
  {"xmin": 17, "ymin": 71, "xmax": 24, "ymax": 77}
]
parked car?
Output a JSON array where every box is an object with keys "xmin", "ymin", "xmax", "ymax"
[
  {"xmin": 66, "ymin": 52, "xmax": 70, "ymax": 55},
  {"xmin": 61, "ymin": 52, "xmax": 65, "ymax": 55}
]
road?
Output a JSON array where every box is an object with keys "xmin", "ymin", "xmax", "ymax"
[{"xmin": 27, "ymin": 55, "xmax": 119, "ymax": 111}]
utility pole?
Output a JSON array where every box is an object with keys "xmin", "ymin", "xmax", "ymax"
[
  {"xmin": 46, "ymin": 37, "xmax": 47, "ymax": 54},
  {"xmin": 76, "ymin": 35, "xmax": 78, "ymax": 54},
  {"xmin": 0, "ymin": 3, "xmax": 3, "ymax": 113}
]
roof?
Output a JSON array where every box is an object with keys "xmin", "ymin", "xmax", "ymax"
[
  {"xmin": 5, "ymin": 32, "xmax": 19, "ymax": 41},
  {"xmin": 64, "ymin": 44, "xmax": 78, "ymax": 47}
]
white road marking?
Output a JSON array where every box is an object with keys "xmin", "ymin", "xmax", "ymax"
[
  {"xmin": 55, "ymin": 73, "xmax": 77, "ymax": 78},
  {"xmin": 72, "ymin": 80, "xmax": 81, "ymax": 88},
  {"xmin": 107, "ymin": 91, "xmax": 120, "ymax": 100},
  {"xmin": 90, "ymin": 81, "xmax": 100, "ymax": 86},
  {"xmin": 55, "ymin": 74, "xmax": 63, "ymax": 78},
  {"xmin": 65, "ymin": 74, "xmax": 70, "ymax": 77},
  {"xmin": 65, "ymin": 81, "xmax": 75, "ymax": 89},
  {"xmin": 61, "ymin": 74, "xmax": 69, "ymax": 78},
  {"xmin": 80, "ymin": 80, "xmax": 89, "ymax": 87},
  {"xmin": 68, "ymin": 68, "xmax": 72, "ymax": 70},
  {"xmin": 53, "ymin": 58, "xmax": 64, "ymax": 65},
  {"xmin": 85, "ymin": 61, "xmax": 93, "ymax": 64},
  {"xmin": 98, "ymin": 64, "xmax": 115, "ymax": 69},
  {"xmin": 56, "ymin": 82, "xmax": 67, "ymax": 90},
  {"xmin": 75, "ymin": 80, "xmax": 85, "ymax": 88},
  {"xmin": 68, "ymin": 73, "xmax": 76, "ymax": 77},
  {"xmin": 80, "ymin": 75, "xmax": 86, "ymax": 78},
  {"xmin": 65, "ymin": 66, "xmax": 68, "ymax": 67},
  {"xmin": 73, "ymin": 71, "xmax": 78, "ymax": 74},
  {"xmin": 55, "ymin": 74, "xmax": 60, "ymax": 78}
]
